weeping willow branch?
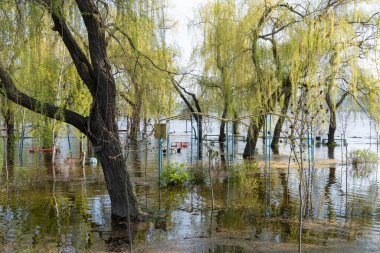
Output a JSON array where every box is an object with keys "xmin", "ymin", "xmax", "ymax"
[{"xmin": 0, "ymin": 62, "xmax": 88, "ymax": 134}]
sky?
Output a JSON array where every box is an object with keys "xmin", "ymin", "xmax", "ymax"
[{"xmin": 166, "ymin": 0, "xmax": 206, "ymax": 68}]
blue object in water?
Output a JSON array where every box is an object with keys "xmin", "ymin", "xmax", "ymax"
[{"xmin": 89, "ymin": 157, "xmax": 97, "ymax": 166}]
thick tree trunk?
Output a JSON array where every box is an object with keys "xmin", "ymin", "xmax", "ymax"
[
  {"xmin": 327, "ymin": 102, "xmax": 337, "ymax": 158},
  {"xmin": 87, "ymin": 81, "xmax": 140, "ymax": 222},
  {"xmin": 0, "ymin": 0, "xmax": 141, "ymax": 223},
  {"xmin": 271, "ymin": 90, "xmax": 291, "ymax": 154},
  {"xmin": 87, "ymin": 72, "xmax": 140, "ymax": 220},
  {"xmin": 94, "ymin": 136, "xmax": 139, "ymax": 221},
  {"xmin": 327, "ymin": 107, "xmax": 336, "ymax": 146},
  {"xmin": 325, "ymin": 87, "xmax": 347, "ymax": 160},
  {"xmin": 243, "ymin": 116, "xmax": 264, "ymax": 159},
  {"xmin": 4, "ymin": 108, "xmax": 15, "ymax": 165}
]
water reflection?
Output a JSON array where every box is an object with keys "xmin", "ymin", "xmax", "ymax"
[
  {"xmin": 0, "ymin": 156, "xmax": 380, "ymax": 252},
  {"xmin": 328, "ymin": 146, "xmax": 335, "ymax": 159}
]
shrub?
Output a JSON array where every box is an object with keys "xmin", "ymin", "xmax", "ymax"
[
  {"xmin": 233, "ymin": 162, "xmax": 259, "ymax": 195},
  {"xmin": 189, "ymin": 165, "xmax": 206, "ymax": 184},
  {"xmin": 161, "ymin": 163, "xmax": 190, "ymax": 187},
  {"xmin": 233, "ymin": 162, "xmax": 258, "ymax": 181},
  {"xmin": 349, "ymin": 149, "xmax": 377, "ymax": 168}
]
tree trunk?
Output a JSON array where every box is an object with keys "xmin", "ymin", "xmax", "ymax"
[
  {"xmin": 0, "ymin": 0, "xmax": 141, "ymax": 223},
  {"xmin": 218, "ymin": 106, "xmax": 227, "ymax": 142},
  {"xmin": 243, "ymin": 116, "xmax": 264, "ymax": 159},
  {"xmin": 197, "ymin": 115, "xmax": 203, "ymax": 160},
  {"xmin": 94, "ymin": 136, "xmax": 139, "ymax": 221},
  {"xmin": 86, "ymin": 77, "xmax": 141, "ymax": 222},
  {"xmin": 327, "ymin": 108, "xmax": 336, "ymax": 159},
  {"xmin": 271, "ymin": 89, "xmax": 291, "ymax": 154},
  {"xmin": 4, "ymin": 107, "xmax": 15, "ymax": 166},
  {"xmin": 327, "ymin": 106, "xmax": 336, "ymax": 146}
]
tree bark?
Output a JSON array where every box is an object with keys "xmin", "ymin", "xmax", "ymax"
[
  {"xmin": 326, "ymin": 90, "xmax": 347, "ymax": 148},
  {"xmin": 93, "ymin": 135, "xmax": 139, "ymax": 221},
  {"xmin": 195, "ymin": 114, "xmax": 203, "ymax": 160},
  {"xmin": 4, "ymin": 107, "xmax": 15, "ymax": 165},
  {"xmin": 271, "ymin": 88, "xmax": 292, "ymax": 154},
  {"xmin": 243, "ymin": 116, "xmax": 264, "ymax": 159},
  {"xmin": 327, "ymin": 106, "xmax": 336, "ymax": 146},
  {"xmin": 218, "ymin": 105, "xmax": 227, "ymax": 142},
  {"xmin": 0, "ymin": 0, "xmax": 141, "ymax": 222}
]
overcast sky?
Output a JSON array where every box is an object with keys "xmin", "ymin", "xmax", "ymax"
[{"xmin": 166, "ymin": 0, "xmax": 206, "ymax": 68}]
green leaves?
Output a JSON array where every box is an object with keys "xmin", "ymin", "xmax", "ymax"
[{"xmin": 161, "ymin": 162, "xmax": 191, "ymax": 187}]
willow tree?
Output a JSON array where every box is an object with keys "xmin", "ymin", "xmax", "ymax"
[
  {"xmin": 324, "ymin": 7, "xmax": 379, "ymax": 148},
  {"xmin": 196, "ymin": 0, "xmax": 242, "ymax": 142},
  {"xmin": 283, "ymin": 2, "xmax": 379, "ymax": 250},
  {"xmin": 107, "ymin": 0, "xmax": 174, "ymax": 146},
  {"xmin": 0, "ymin": 0, "xmax": 143, "ymax": 221},
  {"xmin": 240, "ymin": 1, "xmax": 300, "ymax": 159}
]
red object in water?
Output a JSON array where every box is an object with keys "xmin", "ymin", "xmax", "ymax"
[
  {"xmin": 28, "ymin": 147, "xmax": 60, "ymax": 154},
  {"xmin": 181, "ymin": 142, "xmax": 189, "ymax": 148}
]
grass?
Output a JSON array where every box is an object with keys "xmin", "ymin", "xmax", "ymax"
[{"xmin": 349, "ymin": 149, "xmax": 377, "ymax": 170}]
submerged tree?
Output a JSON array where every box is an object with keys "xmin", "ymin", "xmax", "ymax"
[{"xmin": 0, "ymin": 0, "xmax": 145, "ymax": 221}]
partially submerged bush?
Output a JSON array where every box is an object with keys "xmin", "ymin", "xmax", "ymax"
[
  {"xmin": 233, "ymin": 162, "xmax": 259, "ymax": 181},
  {"xmin": 161, "ymin": 163, "xmax": 190, "ymax": 187},
  {"xmin": 349, "ymin": 149, "xmax": 377, "ymax": 168},
  {"xmin": 233, "ymin": 162, "xmax": 259, "ymax": 195},
  {"xmin": 189, "ymin": 165, "xmax": 206, "ymax": 184}
]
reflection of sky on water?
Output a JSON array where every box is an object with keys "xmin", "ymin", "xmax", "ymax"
[
  {"xmin": 0, "ymin": 161, "xmax": 379, "ymax": 252},
  {"xmin": 0, "ymin": 112, "xmax": 379, "ymax": 252}
]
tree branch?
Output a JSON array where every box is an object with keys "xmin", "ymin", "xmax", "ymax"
[
  {"xmin": 170, "ymin": 77, "xmax": 196, "ymax": 113},
  {"xmin": 0, "ymin": 62, "xmax": 87, "ymax": 134},
  {"xmin": 35, "ymin": 0, "xmax": 96, "ymax": 95},
  {"xmin": 336, "ymin": 91, "xmax": 348, "ymax": 108},
  {"xmin": 75, "ymin": 0, "xmax": 112, "ymax": 75},
  {"xmin": 119, "ymin": 92, "xmax": 135, "ymax": 107}
]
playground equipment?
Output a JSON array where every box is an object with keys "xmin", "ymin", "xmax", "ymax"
[
  {"xmin": 155, "ymin": 112, "xmax": 239, "ymax": 183},
  {"xmin": 154, "ymin": 112, "xmax": 316, "ymax": 186}
]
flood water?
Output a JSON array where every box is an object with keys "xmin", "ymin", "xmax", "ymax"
[{"xmin": 0, "ymin": 113, "xmax": 379, "ymax": 252}]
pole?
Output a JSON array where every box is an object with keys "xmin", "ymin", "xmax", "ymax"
[
  {"xmin": 269, "ymin": 114, "xmax": 272, "ymax": 162},
  {"xmin": 19, "ymin": 108, "xmax": 25, "ymax": 164},
  {"xmin": 264, "ymin": 115, "xmax": 268, "ymax": 217},
  {"xmin": 307, "ymin": 129, "xmax": 310, "ymax": 191},
  {"xmin": 197, "ymin": 114, "xmax": 200, "ymax": 161},
  {"xmin": 191, "ymin": 116, "xmax": 193, "ymax": 164},
  {"xmin": 158, "ymin": 138, "xmax": 162, "ymax": 184},
  {"xmin": 226, "ymin": 122, "xmax": 229, "ymax": 167},
  {"xmin": 167, "ymin": 121, "xmax": 170, "ymax": 166},
  {"xmin": 231, "ymin": 121, "xmax": 234, "ymax": 164},
  {"xmin": 265, "ymin": 115, "xmax": 268, "ymax": 162}
]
